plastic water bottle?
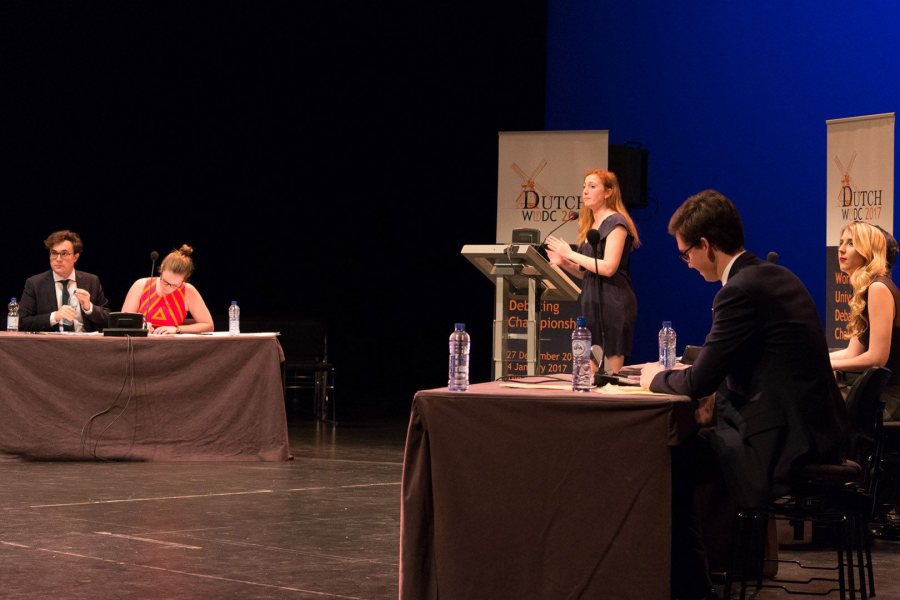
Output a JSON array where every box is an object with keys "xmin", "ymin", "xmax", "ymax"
[
  {"xmin": 60, "ymin": 291, "xmax": 78, "ymax": 331},
  {"xmin": 448, "ymin": 323, "xmax": 470, "ymax": 392},
  {"xmin": 7, "ymin": 298, "xmax": 19, "ymax": 332},
  {"xmin": 658, "ymin": 321, "xmax": 677, "ymax": 369},
  {"xmin": 572, "ymin": 315, "xmax": 593, "ymax": 392},
  {"xmin": 228, "ymin": 300, "xmax": 240, "ymax": 335}
]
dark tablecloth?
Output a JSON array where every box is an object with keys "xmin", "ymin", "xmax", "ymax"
[
  {"xmin": 0, "ymin": 332, "xmax": 291, "ymax": 461},
  {"xmin": 400, "ymin": 380, "xmax": 695, "ymax": 600}
]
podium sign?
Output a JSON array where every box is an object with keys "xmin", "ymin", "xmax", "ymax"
[{"xmin": 462, "ymin": 244, "xmax": 580, "ymax": 378}]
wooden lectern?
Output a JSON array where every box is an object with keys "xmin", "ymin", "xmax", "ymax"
[{"xmin": 462, "ymin": 243, "xmax": 580, "ymax": 378}]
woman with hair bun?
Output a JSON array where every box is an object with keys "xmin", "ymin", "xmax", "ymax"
[
  {"xmin": 830, "ymin": 221, "xmax": 900, "ymax": 420},
  {"xmin": 121, "ymin": 244, "xmax": 214, "ymax": 335}
]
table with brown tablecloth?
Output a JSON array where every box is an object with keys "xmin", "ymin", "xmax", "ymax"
[
  {"xmin": 0, "ymin": 332, "xmax": 291, "ymax": 461},
  {"xmin": 400, "ymin": 380, "xmax": 696, "ymax": 600}
]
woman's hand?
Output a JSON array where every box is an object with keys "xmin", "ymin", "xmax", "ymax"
[
  {"xmin": 151, "ymin": 325, "xmax": 178, "ymax": 335},
  {"xmin": 545, "ymin": 235, "xmax": 573, "ymax": 259},
  {"xmin": 546, "ymin": 248, "xmax": 563, "ymax": 266}
]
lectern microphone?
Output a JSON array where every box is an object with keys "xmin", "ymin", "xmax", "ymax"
[
  {"xmin": 537, "ymin": 211, "xmax": 579, "ymax": 258},
  {"xmin": 150, "ymin": 250, "xmax": 159, "ymax": 277},
  {"xmin": 541, "ymin": 211, "xmax": 579, "ymax": 244}
]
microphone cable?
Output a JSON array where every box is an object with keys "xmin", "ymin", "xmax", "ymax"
[
  {"xmin": 586, "ymin": 229, "xmax": 606, "ymax": 373},
  {"xmin": 80, "ymin": 335, "xmax": 138, "ymax": 459}
]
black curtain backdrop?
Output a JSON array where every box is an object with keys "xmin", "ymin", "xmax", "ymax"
[{"xmin": 1, "ymin": 2, "xmax": 547, "ymax": 419}]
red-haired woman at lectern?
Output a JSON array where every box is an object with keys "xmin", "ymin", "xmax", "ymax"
[
  {"xmin": 830, "ymin": 221, "xmax": 900, "ymax": 420},
  {"xmin": 546, "ymin": 169, "xmax": 640, "ymax": 374},
  {"xmin": 121, "ymin": 244, "xmax": 214, "ymax": 335}
]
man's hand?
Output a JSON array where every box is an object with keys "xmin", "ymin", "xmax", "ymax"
[
  {"xmin": 55, "ymin": 305, "xmax": 77, "ymax": 323},
  {"xmin": 640, "ymin": 362, "xmax": 664, "ymax": 389},
  {"xmin": 73, "ymin": 288, "xmax": 92, "ymax": 310},
  {"xmin": 695, "ymin": 394, "xmax": 715, "ymax": 425}
]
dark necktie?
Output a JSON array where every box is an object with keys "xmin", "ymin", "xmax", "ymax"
[{"xmin": 60, "ymin": 279, "xmax": 74, "ymax": 331}]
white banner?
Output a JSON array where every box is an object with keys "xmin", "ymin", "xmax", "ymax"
[
  {"xmin": 496, "ymin": 131, "xmax": 609, "ymax": 242},
  {"xmin": 495, "ymin": 131, "xmax": 608, "ymax": 376},
  {"xmin": 825, "ymin": 112, "xmax": 895, "ymax": 347}
]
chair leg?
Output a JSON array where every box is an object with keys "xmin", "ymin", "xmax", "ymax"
[
  {"xmin": 724, "ymin": 510, "xmax": 749, "ymax": 600},
  {"xmin": 836, "ymin": 516, "xmax": 849, "ymax": 600},
  {"xmin": 752, "ymin": 514, "xmax": 765, "ymax": 593},
  {"xmin": 722, "ymin": 511, "xmax": 744, "ymax": 600},
  {"xmin": 314, "ymin": 370, "xmax": 323, "ymax": 420},
  {"xmin": 864, "ymin": 520, "xmax": 876, "ymax": 598},
  {"xmin": 323, "ymin": 368, "xmax": 334, "ymax": 421},
  {"xmin": 312, "ymin": 368, "xmax": 336, "ymax": 423},
  {"xmin": 852, "ymin": 515, "xmax": 869, "ymax": 600},
  {"xmin": 846, "ymin": 517, "xmax": 859, "ymax": 600},
  {"xmin": 855, "ymin": 510, "xmax": 876, "ymax": 598},
  {"xmin": 739, "ymin": 512, "xmax": 762, "ymax": 600}
]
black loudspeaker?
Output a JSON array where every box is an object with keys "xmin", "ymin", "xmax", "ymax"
[{"xmin": 608, "ymin": 144, "xmax": 649, "ymax": 209}]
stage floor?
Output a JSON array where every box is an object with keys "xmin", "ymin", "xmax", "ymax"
[
  {"xmin": 0, "ymin": 414, "xmax": 406, "ymax": 599},
  {"xmin": 1, "ymin": 411, "xmax": 899, "ymax": 599}
]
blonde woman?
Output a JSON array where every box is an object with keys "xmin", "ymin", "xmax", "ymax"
[
  {"xmin": 830, "ymin": 221, "xmax": 900, "ymax": 420},
  {"xmin": 546, "ymin": 169, "xmax": 640, "ymax": 374},
  {"xmin": 121, "ymin": 245, "xmax": 214, "ymax": 335}
]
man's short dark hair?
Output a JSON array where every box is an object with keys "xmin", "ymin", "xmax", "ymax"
[
  {"xmin": 668, "ymin": 189, "xmax": 745, "ymax": 254},
  {"xmin": 43, "ymin": 230, "xmax": 84, "ymax": 254}
]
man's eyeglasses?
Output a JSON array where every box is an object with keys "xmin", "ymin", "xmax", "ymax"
[
  {"xmin": 679, "ymin": 244, "xmax": 696, "ymax": 263},
  {"xmin": 50, "ymin": 251, "xmax": 74, "ymax": 260},
  {"xmin": 159, "ymin": 276, "xmax": 183, "ymax": 290}
]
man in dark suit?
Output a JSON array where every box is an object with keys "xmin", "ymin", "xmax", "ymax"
[
  {"xmin": 641, "ymin": 190, "xmax": 846, "ymax": 600},
  {"xmin": 19, "ymin": 230, "xmax": 110, "ymax": 332}
]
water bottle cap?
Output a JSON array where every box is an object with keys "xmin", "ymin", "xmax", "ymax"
[
  {"xmin": 10, "ymin": 297, "xmax": 15, "ymax": 302},
  {"xmin": 454, "ymin": 323, "xmax": 465, "ymax": 330},
  {"xmin": 662, "ymin": 320, "xmax": 672, "ymax": 328},
  {"xmin": 576, "ymin": 316, "xmax": 586, "ymax": 327},
  {"xmin": 231, "ymin": 300, "xmax": 238, "ymax": 305}
]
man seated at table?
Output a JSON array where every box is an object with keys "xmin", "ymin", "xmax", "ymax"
[
  {"xmin": 19, "ymin": 230, "xmax": 110, "ymax": 332},
  {"xmin": 641, "ymin": 190, "xmax": 846, "ymax": 600}
]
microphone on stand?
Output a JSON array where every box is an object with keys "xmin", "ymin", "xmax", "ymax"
[
  {"xmin": 538, "ymin": 211, "xmax": 580, "ymax": 256},
  {"xmin": 586, "ymin": 228, "xmax": 606, "ymax": 374},
  {"xmin": 766, "ymin": 251, "xmax": 779, "ymax": 264},
  {"xmin": 586, "ymin": 228, "xmax": 600, "ymax": 252},
  {"xmin": 150, "ymin": 250, "xmax": 159, "ymax": 277}
]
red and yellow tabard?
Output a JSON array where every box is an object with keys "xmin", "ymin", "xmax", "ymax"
[{"xmin": 139, "ymin": 278, "xmax": 187, "ymax": 327}]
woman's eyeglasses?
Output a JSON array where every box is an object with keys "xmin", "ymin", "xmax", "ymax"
[{"xmin": 159, "ymin": 276, "xmax": 183, "ymax": 290}]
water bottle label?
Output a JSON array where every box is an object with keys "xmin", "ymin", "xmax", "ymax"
[
  {"xmin": 572, "ymin": 340, "xmax": 590, "ymax": 357},
  {"xmin": 7, "ymin": 316, "xmax": 17, "ymax": 330}
]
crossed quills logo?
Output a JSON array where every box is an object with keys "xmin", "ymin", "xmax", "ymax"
[
  {"xmin": 834, "ymin": 151, "xmax": 885, "ymax": 221},
  {"xmin": 510, "ymin": 160, "xmax": 581, "ymax": 223}
]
